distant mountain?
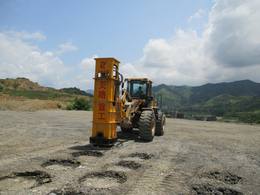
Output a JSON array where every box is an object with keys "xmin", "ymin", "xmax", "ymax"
[
  {"xmin": 85, "ymin": 89, "xmax": 94, "ymax": 95},
  {"xmin": 153, "ymin": 80, "xmax": 260, "ymax": 108},
  {"xmin": 189, "ymin": 80, "xmax": 260, "ymax": 104}
]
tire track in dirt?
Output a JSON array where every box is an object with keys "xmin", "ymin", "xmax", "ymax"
[
  {"xmin": 126, "ymin": 166, "xmax": 163, "ymax": 195},
  {"xmin": 125, "ymin": 150, "xmax": 181, "ymax": 195}
]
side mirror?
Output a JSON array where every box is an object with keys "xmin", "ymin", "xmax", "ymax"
[{"xmin": 121, "ymin": 82, "xmax": 124, "ymax": 89}]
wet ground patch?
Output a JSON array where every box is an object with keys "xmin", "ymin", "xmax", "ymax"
[
  {"xmin": 201, "ymin": 171, "xmax": 243, "ymax": 184},
  {"xmin": 116, "ymin": 160, "xmax": 142, "ymax": 170},
  {"xmin": 49, "ymin": 188, "xmax": 85, "ymax": 195},
  {"xmin": 191, "ymin": 184, "xmax": 243, "ymax": 195},
  {"xmin": 0, "ymin": 171, "xmax": 51, "ymax": 190},
  {"xmin": 41, "ymin": 159, "xmax": 81, "ymax": 170},
  {"xmin": 71, "ymin": 150, "xmax": 104, "ymax": 158},
  {"xmin": 127, "ymin": 152, "xmax": 152, "ymax": 159},
  {"xmin": 79, "ymin": 171, "xmax": 127, "ymax": 188}
]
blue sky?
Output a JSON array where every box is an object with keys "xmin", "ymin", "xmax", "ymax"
[{"xmin": 1, "ymin": 0, "xmax": 260, "ymax": 90}]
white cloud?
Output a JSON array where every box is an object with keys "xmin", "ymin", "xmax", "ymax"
[
  {"xmin": 188, "ymin": 9, "xmax": 206, "ymax": 22},
  {"xmin": 130, "ymin": 0, "xmax": 260, "ymax": 86},
  {"xmin": 120, "ymin": 63, "xmax": 148, "ymax": 79},
  {"xmin": 78, "ymin": 55, "xmax": 98, "ymax": 69},
  {"xmin": 0, "ymin": 31, "xmax": 73, "ymax": 87},
  {"xmin": 56, "ymin": 40, "xmax": 77, "ymax": 55},
  {"xmin": 4, "ymin": 30, "xmax": 46, "ymax": 41},
  {"xmin": 75, "ymin": 55, "xmax": 99, "ymax": 89},
  {"xmin": 205, "ymin": 0, "xmax": 260, "ymax": 68}
]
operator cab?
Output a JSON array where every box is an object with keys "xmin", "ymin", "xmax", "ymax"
[{"xmin": 124, "ymin": 78, "xmax": 153, "ymax": 100}]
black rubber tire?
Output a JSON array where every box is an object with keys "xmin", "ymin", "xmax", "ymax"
[
  {"xmin": 155, "ymin": 112, "xmax": 166, "ymax": 136},
  {"xmin": 139, "ymin": 110, "xmax": 156, "ymax": 141},
  {"xmin": 121, "ymin": 127, "xmax": 133, "ymax": 132}
]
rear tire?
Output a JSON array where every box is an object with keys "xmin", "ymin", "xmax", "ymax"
[
  {"xmin": 121, "ymin": 127, "xmax": 133, "ymax": 132},
  {"xmin": 139, "ymin": 110, "xmax": 156, "ymax": 141},
  {"xmin": 155, "ymin": 112, "xmax": 166, "ymax": 136}
]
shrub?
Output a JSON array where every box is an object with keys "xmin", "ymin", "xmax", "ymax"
[
  {"xmin": 73, "ymin": 98, "xmax": 90, "ymax": 110},
  {"xmin": 49, "ymin": 93, "xmax": 58, "ymax": 100},
  {"xmin": 66, "ymin": 104, "xmax": 74, "ymax": 110},
  {"xmin": 57, "ymin": 103, "xmax": 61, "ymax": 108},
  {"xmin": 66, "ymin": 98, "xmax": 90, "ymax": 111},
  {"xmin": 0, "ymin": 86, "xmax": 3, "ymax": 92},
  {"xmin": 3, "ymin": 87, "xmax": 10, "ymax": 93},
  {"xmin": 13, "ymin": 83, "xmax": 19, "ymax": 89}
]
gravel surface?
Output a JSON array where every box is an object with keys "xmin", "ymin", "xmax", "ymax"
[{"xmin": 0, "ymin": 110, "xmax": 259, "ymax": 194}]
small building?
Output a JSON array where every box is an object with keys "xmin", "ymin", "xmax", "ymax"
[
  {"xmin": 170, "ymin": 111, "xmax": 185, "ymax": 119},
  {"xmin": 170, "ymin": 111, "xmax": 177, "ymax": 118},
  {"xmin": 206, "ymin": 115, "xmax": 217, "ymax": 121}
]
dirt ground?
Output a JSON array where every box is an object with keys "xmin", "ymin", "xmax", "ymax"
[
  {"xmin": 0, "ymin": 110, "xmax": 259, "ymax": 195},
  {"xmin": 0, "ymin": 94, "xmax": 90, "ymax": 111}
]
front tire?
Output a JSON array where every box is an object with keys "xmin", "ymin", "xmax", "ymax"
[
  {"xmin": 155, "ymin": 112, "xmax": 166, "ymax": 136},
  {"xmin": 139, "ymin": 110, "xmax": 156, "ymax": 141}
]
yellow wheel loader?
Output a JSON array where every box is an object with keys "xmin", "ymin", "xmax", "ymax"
[
  {"xmin": 90, "ymin": 58, "xmax": 166, "ymax": 147},
  {"xmin": 119, "ymin": 78, "xmax": 166, "ymax": 141}
]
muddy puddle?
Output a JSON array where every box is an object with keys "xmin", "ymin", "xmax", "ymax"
[
  {"xmin": 192, "ymin": 183, "xmax": 243, "ymax": 195},
  {"xmin": 0, "ymin": 171, "xmax": 51, "ymax": 190},
  {"xmin": 41, "ymin": 159, "xmax": 81, "ymax": 170},
  {"xmin": 71, "ymin": 150, "xmax": 104, "ymax": 158},
  {"xmin": 116, "ymin": 160, "xmax": 142, "ymax": 170},
  {"xmin": 79, "ymin": 171, "xmax": 127, "ymax": 188},
  {"xmin": 127, "ymin": 152, "xmax": 152, "ymax": 159},
  {"xmin": 201, "ymin": 170, "xmax": 243, "ymax": 184}
]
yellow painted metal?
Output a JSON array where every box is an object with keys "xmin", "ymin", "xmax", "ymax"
[
  {"xmin": 151, "ymin": 100, "xmax": 157, "ymax": 108},
  {"xmin": 125, "ymin": 78, "xmax": 153, "ymax": 83},
  {"xmin": 90, "ymin": 58, "xmax": 121, "ymax": 146}
]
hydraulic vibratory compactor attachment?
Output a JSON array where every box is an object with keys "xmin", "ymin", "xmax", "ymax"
[
  {"xmin": 90, "ymin": 58, "xmax": 122, "ymax": 148},
  {"xmin": 90, "ymin": 57, "xmax": 166, "ymax": 148}
]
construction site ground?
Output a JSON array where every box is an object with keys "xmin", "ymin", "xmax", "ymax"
[
  {"xmin": 0, "ymin": 93, "xmax": 89, "ymax": 111},
  {"xmin": 0, "ymin": 110, "xmax": 260, "ymax": 195}
]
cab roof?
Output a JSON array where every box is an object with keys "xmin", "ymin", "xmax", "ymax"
[{"xmin": 124, "ymin": 78, "xmax": 153, "ymax": 83}]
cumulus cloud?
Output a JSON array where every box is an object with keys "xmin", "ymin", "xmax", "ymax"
[
  {"xmin": 4, "ymin": 30, "xmax": 46, "ymax": 41},
  {"xmin": 188, "ymin": 9, "xmax": 206, "ymax": 22},
  {"xmin": 75, "ymin": 55, "xmax": 99, "ymax": 88},
  {"xmin": 130, "ymin": 0, "xmax": 260, "ymax": 86},
  {"xmin": 205, "ymin": 0, "xmax": 260, "ymax": 68},
  {"xmin": 79, "ymin": 55, "xmax": 98, "ymax": 69},
  {"xmin": 56, "ymin": 40, "xmax": 77, "ymax": 55},
  {"xmin": 0, "ymin": 31, "xmax": 72, "ymax": 87}
]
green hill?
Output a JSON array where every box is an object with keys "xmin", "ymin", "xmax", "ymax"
[
  {"xmin": 152, "ymin": 80, "xmax": 260, "ymax": 123},
  {"xmin": 153, "ymin": 84, "xmax": 192, "ymax": 107},
  {"xmin": 153, "ymin": 80, "xmax": 260, "ymax": 108},
  {"xmin": 60, "ymin": 87, "xmax": 93, "ymax": 98}
]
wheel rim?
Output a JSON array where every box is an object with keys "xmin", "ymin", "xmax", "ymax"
[
  {"xmin": 162, "ymin": 116, "xmax": 166, "ymax": 131},
  {"xmin": 151, "ymin": 115, "xmax": 155, "ymax": 136}
]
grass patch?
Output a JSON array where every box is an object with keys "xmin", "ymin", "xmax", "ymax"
[
  {"xmin": 46, "ymin": 87, "xmax": 59, "ymax": 92},
  {"xmin": 9, "ymin": 90, "xmax": 72, "ymax": 100}
]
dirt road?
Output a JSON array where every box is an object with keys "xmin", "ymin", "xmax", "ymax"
[{"xmin": 0, "ymin": 110, "xmax": 259, "ymax": 195}]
